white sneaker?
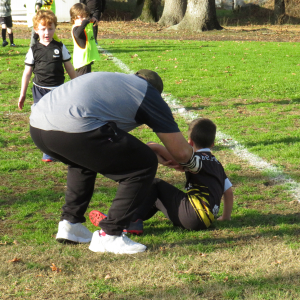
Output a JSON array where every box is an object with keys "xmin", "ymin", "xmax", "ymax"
[
  {"xmin": 56, "ymin": 220, "xmax": 92, "ymax": 243},
  {"xmin": 89, "ymin": 230, "xmax": 147, "ymax": 254}
]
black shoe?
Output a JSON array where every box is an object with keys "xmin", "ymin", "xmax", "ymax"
[{"xmin": 2, "ymin": 40, "xmax": 8, "ymax": 47}]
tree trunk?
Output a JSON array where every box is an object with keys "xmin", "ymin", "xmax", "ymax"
[
  {"xmin": 158, "ymin": 0, "xmax": 187, "ymax": 26},
  {"xmin": 274, "ymin": 0, "xmax": 285, "ymax": 24},
  {"xmin": 133, "ymin": 0, "xmax": 160, "ymax": 22},
  {"xmin": 171, "ymin": 0, "xmax": 222, "ymax": 32}
]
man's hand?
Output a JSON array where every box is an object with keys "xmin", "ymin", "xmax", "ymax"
[{"xmin": 217, "ymin": 215, "xmax": 231, "ymax": 221}]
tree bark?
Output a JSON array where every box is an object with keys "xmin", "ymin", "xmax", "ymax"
[
  {"xmin": 274, "ymin": 0, "xmax": 285, "ymax": 24},
  {"xmin": 158, "ymin": 0, "xmax": 187, "ymax": 26},
  {"xmin": 171, "ymin": 0, "xmax": 222, "ymax": 32},
  {"xmin": 133, "ymin": 0, "xmax": 160, "ymax": 22}
]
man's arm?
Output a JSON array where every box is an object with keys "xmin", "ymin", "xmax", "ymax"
[
  {"xmin": 18, "ymin": 65, "xmax": 33, "ymax": 110},
  {"xmin": 156, "ymin": 132, "xmax": 193, "ymax": 164},
  {"xmin": 147, "ymin": 142, "xmax": 183, "ymax": 170},
  {"xmin": 217, "ymin": 187, "xmax": 234, "ymax": 221}
]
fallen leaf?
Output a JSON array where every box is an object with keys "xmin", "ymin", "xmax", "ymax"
[
  {"xmin": 178, "ymin": 267, "xmax": 193, "ymax": 274},
  {"xmin": 224, "ymin": 276, "xmax": 229, "ymax": 282},
  {"xmin": 50, "ymin": 263, "xmax": 62, "ymax": 273},
  {"xmin": 199, "ymin": 253, "xmax": 207, "ymax": 257},
  {"xmin": 13, "ymin": 240, "xmax": 18, "ymax": 245},
  {"xmin": 8, "ymin": 257, "xmax": 21, "ymax": 263},
  {"xmin": 105, "ymin": 274, "xmax": 111, "ymax": 280},
  {"xmin": 0, "ymin": 241, "xmax": 7, "ymax": 245}
]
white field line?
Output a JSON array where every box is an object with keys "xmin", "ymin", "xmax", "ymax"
[{"xmin": 98, "ymin": 45, "xmax": 300, "ymax": 202}]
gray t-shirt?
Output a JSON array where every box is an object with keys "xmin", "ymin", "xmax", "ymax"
[{"xmin": 30, "ymin": 72, "xmax": 180, "ymax": 134}]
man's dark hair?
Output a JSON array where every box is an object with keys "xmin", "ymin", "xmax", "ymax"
[
  {"xmin": 188, "ymin": 118, "xmax": 216, "ymax": 148},
  {"xmin": 135, "ymin": 69, "xmax": 163, "ymax": 94}
]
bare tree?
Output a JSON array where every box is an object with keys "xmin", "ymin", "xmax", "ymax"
[
  {"xmin": 133, "ymin": 0, "xmax": 160, "ymax": 22},
  {"xmin": 158, "ymin": 0, "xmax": 187, "ymax": 26},
  {"xmin": 274, "ymin": 0, "xmax": 285, "ymax": 24},
  {"xmin": 171, "ymin": 0, "xmax": 222, "ymax": 32}
]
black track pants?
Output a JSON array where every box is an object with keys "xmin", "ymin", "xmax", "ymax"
[{"xmin": 30, "ymin": 123, "xmax": 158, "ymax": 235}]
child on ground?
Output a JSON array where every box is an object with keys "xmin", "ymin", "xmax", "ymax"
[
  {"xmin": 18, "ymin": 9, "xmax": 76, "ymax": 162},
  {"xmin": 90, "ymin": 118, "xmax": 234, "ymax": 234},
  {"xmin": 70, "ymin": 3, "xmax": 100, "ymax": 76},
  {"xmin": 0, "ymin": 0, "xmax": 15, "ymax": 47}
]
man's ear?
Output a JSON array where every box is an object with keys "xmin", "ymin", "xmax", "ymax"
[{"xmin": 188, "ymin": 138, "xmax": 194, "ymax": 146}]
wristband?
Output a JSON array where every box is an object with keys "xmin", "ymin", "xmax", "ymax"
[{"xmin": 179, "ymin": 148, "xmax": 202, "ymax": 173}]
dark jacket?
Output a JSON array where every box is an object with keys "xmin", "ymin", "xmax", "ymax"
[{"xmin": 79, "ymin": 0, "xmax": 105, "ymax": 19}]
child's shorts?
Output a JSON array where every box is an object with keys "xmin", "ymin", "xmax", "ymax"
[{"xmin": 0, "ymin": 16, "xmax": 13, "ymax": 27}]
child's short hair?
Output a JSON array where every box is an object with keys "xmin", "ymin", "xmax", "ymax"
[
  {"xmin": 188, "ymin": 118, "xmax": 216, "ymax": 148},
  {"xmin": 70, "ymin": 3, "xmax": 90, "ymax": 24},
  {"xmin": 33, "ymin": 10, "xmax": 57, "ymax": 29}
]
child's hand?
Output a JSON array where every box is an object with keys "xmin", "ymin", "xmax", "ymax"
[
  {"xmin": 158, "ymin": 155, "xmax": 185, "ymax": 172},
  {"xmin": 217, "ymin": 215, "xmax": 231, "ymax": 221},
  {"xmin": 18, "ymin": 95, "xmax": 26, "ymax": 110},
  {"xmin": 90, "ymin": 17, "xmax": 98, "ymax": 25}
]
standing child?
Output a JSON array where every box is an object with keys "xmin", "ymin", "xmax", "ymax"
[
  {"xmin": 70, "ymin": 3, "xmax": 100, "ymax": 76},
  {"xmin": 0, "ymin": 0, "xmax": 15, "ymax": 47},
  {"xmin": 18, "ymin": 9, "xmax": 76, "ymax": 162},
  {"xmin": 90, "ymin": 118, "xmax": 234, "ymax": 234}
]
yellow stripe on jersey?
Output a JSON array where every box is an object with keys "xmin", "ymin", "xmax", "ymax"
[{"xmin": 187, "ymin": 189, "xmax": 214, "ymax": 228}]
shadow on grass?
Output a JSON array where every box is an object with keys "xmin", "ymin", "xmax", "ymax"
[
  {"xmin": 142, "ymin": 211, "xmax": 300, "ymax": 250},
  {"xmin": 228, "ymin": 98, "xmax": 300, "ymax": 107},
  {"xmin": 86, "ymin": 270, "xmax": 300, "ymax": 300}
]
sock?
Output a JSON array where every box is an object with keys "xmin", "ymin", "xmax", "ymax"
[
  {"xmin": 8, "ymin": 33, "xmax": 13, "ymax": 44},
  {"xmin": 2, "ymin": 28, "xmax": 6, "ymax": 41},
  {"xmin": 100, "ymin": 229, "xmax": 106, "ymax": 236}
]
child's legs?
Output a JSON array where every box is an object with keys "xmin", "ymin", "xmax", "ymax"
[
  {"xmin": 30, "ymin": 27, "xmax": 38, "ymax": 47},
  {"xmin": 142, "ymin": 178, "xmax": 207, "ymax": 230},
  {"xmin": 76, "ymin": 63, "xmax": 92, "ymax": 77},
  {"xmin": 136, "ymin": 178, "xmax": 184, "ymax": 222},
  {"xmin": 31, "ymin": 86, "xmax": 53, "ymax": 160}
]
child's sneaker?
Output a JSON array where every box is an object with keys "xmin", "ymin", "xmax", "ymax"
[
  {"xmin": 124, "ymin": 219, "xmax": 143, "ymax": 235},
  {"xmin": 2, "ymin": 40, "xmax": 8, "ymax": 47},
  {"xmin": 56, "ymin": 220, "xmax": 92, "ymax": 243},
  {"xmin": 89, "ymin": 230, "xmax": 146, "ymax": 254},
  {"xmin": 89, "ymin": 210, "xmax": 107, "ymax": 227},
  {"xmin": 10, "ymin": 43, "xmax": 16, "ymax": 47},
  {"xmin": 89, "ymin": 210, "xmax": 144, "ymax": 235},
  {"xmin": 42, "ymin": 153, "xmax": 55, "ymax": 162}
]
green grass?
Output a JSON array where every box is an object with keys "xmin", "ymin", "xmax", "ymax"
[
  {"xmin": 1, "ymin": 34, "xmax": 300, "ymax": 299},
  {"xmin": 100, "ymin": 39, "xmax": 300, "ymax": 181}
]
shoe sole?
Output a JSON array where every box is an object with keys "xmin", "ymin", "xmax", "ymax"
[
  {"xmin": 42, "ymin": 159, "xmax": 53, "ymax": 162},
  {"xmin": 89, "ymin": 210, "xmax": 107, "ymax": 227},
  {"xmin": 124, "ymin": 229, "xmax": 143, "ymax": 235},
  {"xmin": 89, "ymin": 239, "xmax": 147, "ymax": 254},
  {"xmin": 56, "ymin": 232, "xmax": 91, "ymax": 244}
]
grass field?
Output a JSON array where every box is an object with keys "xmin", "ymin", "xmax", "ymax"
[{"xmin": 1, "ymin": 27, "xmax": 300, "ymax": 299}]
